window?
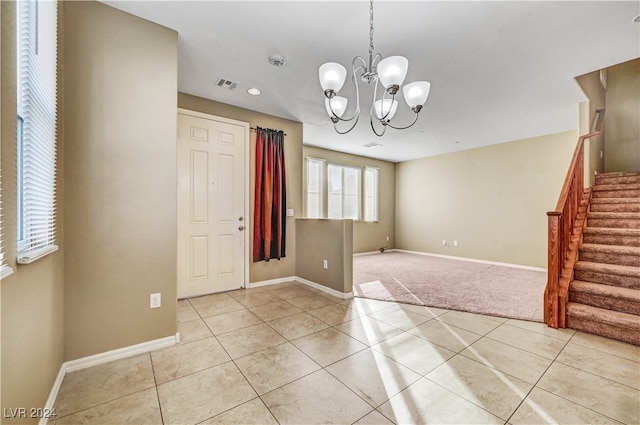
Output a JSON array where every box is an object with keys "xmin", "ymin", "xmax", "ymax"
[
  {"xmin": 364, "ymin": 167, "xmax": 379, "ymax": 222},
  {"xmin": 306, "ymin": 158, "xmax": 324, "ymax": 218},
  {"xmin": 16, "ymin": 0, "xmax": 59, "ymax": 263},
  {"xmin": 328, "ymin": 164, "xmax": 361, "ymax": 220}
]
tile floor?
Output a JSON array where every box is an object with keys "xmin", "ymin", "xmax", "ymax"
[{"xmin": 52, "ymin": 281, "xmax": 640, "ymax": 425}]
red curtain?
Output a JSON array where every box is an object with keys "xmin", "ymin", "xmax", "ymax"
[{"xmin": 253, "ymin": 127, "xmax": 286, "ymax": 262}]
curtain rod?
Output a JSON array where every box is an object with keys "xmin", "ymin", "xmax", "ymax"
[{"xmin": 250, "ymin": 126, "xmax": 287, "ymax": 136}]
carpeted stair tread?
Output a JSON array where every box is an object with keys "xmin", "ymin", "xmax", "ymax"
[
  {"xmin": 574, "ymin": 261, "xmax": 640, "ymax": 278},
  {"xmin": 597, "ymin": 171, "xmax": 640, "ymax": 178},
  {"xmin": 586, "ymin": 211, "xmax": 640, "ymax": 229},
  {"xmin": 579, "ymin": 243, "xmax": 640, "ymax": 267},
  {"xmin": 582, "ymin": 227, "xmax": 640, "ymax": 248},
  {"xmin": 583, "ymin": 227, "xmax": 640, "ymax": 235},
  {"xmin": 566, "ymin": 303, "xmax": 640, "ymax": 331},
  {"xmin": 580, "ymin": 243, "xmax": 640, "ymax": 256},
  {"xmin": 570, "ymin": 280, "xmax": 640, "ymax": 302},
  {"xmin": 592, "ymin": 189, "xmax": 640, "ymax": 199},
  {"xmin": 595, "ymin": 175, "xmax": 640, "ymax": 185},
  {"xmin": 570, "ymin": 280, "xmax": 640, "ymax": 315},
  {"xmin": 592, "ymin": 183, "xmax": 640, "ymax": 191},
  {"xmin": 587, "ymin": 212, "xmax": 640, "ymax": 220},
  {"xmin": 591, "ymin": 197, "xmax": 640, "ymax": 204}
]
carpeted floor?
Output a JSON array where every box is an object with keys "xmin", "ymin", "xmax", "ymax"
[{"xmin": 353, "ymin": 251, "xmax": 546, "ymax": 322}]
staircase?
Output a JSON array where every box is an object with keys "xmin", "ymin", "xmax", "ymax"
[{"xmin": 566, "ymin": 171, "xmax": 640, "ymax": 345}]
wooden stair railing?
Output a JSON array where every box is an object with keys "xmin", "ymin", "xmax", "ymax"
[{"xmin": 545, "ymin": 109, "xmax": 605, "ymax": 328}]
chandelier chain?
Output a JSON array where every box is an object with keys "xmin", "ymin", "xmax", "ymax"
[{"xmin": 369, "ymin": 0, "xmax": 374, "ymax": 56}]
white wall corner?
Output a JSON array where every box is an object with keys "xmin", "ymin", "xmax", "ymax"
[
  {"xmin": 295, "ymin": 276, "xmax": 354, "ymax": 300},
  {"xmin": 40, "ymin": 334, "xmax": 179, "ymax": 424},
  {"xmin": 248, "ymin": 276, "xmax": 296, "ymax": 288}
]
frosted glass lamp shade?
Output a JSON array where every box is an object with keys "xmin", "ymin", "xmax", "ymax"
[
  {"xmin": 403, "ymin": 81, "xmax": 431, "ymax": 108},
  {"xmin": 374, "ymin": 99, "xmax": 398, "ymax": 120},
  {"xmin": 377, "ymin": 56, "xmax": 408, "ymax": 89},
  {"xmin": 319, "ymin": 62, "xmax": 347, "ymax": 94},
  {"xmin": 325, "ymin": 96, "xmax": 348, "ymax": 118}
]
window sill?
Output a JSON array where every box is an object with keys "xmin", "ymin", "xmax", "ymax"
[
  {"xmin": 17, "ymin": 245, "xmax": 59, "ymax": 265},
  {"xmin": 1, "ymin": 265, "xmax": 14, "ymax": 280}
]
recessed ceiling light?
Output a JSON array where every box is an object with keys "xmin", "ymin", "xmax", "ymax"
[{"xmin": 247, "ymin": 88, "xmax": 261, "ymax": 96}]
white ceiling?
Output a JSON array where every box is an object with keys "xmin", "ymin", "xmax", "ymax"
[{"xmin": 103, "ymin": 1, "xmax": 640, "ymax": 163}]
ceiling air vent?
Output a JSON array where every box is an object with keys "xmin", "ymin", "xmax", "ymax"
[
  {"xmin": 214, "ymin": 78, "xmax": 238, "ymax": 90},
  {"xmin": 363, "ymin": 142, "xmax": 382, "ymax": 148}
]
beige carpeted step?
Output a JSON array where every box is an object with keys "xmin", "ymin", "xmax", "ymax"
[
  {"xmin": 579, "ymin": 243, "xmax": 640, "ymax": 267},
  {"xmin": 592, "ymin": 183, "xmax": 640, "ymax": 199},
  {"xmin": 583, "ymin": 227, "xmax": 640, "ymax": 247},
  {"xmin": 566, "ymin": 302, "xmax": 640, "ymax": 346},
  {"xmin": 574, "ymin": 261, "xmax": 640, "ymax": 289},
  {"xmin": 569, "ymin": 280, "xmax": 640, "ymax": 315},
  {"xmin": 582, "ymin": 227, "xmax": 640, "ymax": 247},
  {"xmin": 590, "ymin": 197, "xmax": 640, "ymax": 213},
  {"xmin": 587, "ymin": 212, "xmax": 640, "ymax": 229},
  {"xmin": 596, "ymin": 171, "xmax": 640, "ymax": 186}
]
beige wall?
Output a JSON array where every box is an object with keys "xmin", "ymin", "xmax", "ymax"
[
  {"xmin": 295, "ymin": 219, "xmax": 353, "ymax": 293},
  {"xmin": 1, "ymin": 2, "xmax": 65, "ymax": 422},
  {"xmin": 576, "ymin": 70, "xmax": 606, "ymax": 186},
  {"xmin": 303, "ymin": 146, "xmax": 395, "ymax": 253},
  {"xmin": 178, "ymin": 93, "xmax": 303, "ymax": 283},
  {"xmin": 396, "ymin": 131, "xmax": 578, "ymax": 268},
  {"xmin": 63, "ymin": 2, "xmax": 178, "ymax": 360},
  {"xmin": 604, "ymin": 58, "xmax": 640, "ymax": 172}
]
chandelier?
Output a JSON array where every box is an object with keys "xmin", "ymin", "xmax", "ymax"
[{"xmin": 318, "ymin": 0, "xmax": 431, "ymax": 137}]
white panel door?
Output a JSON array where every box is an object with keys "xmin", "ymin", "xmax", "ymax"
[{"xmin": 177, "ymin": 112, "xmax": 247, "ymax": 298}]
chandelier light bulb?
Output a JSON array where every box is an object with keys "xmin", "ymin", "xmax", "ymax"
[
  {"xmin": 377, "ymin": 56, "xmax": 408, "ymax": 90},
  {"xmin": 403, "ymin": 81, "xmax": 431, "ymax": 108},
  {"xmin": 325, "ymin": 96, "xmax": 348, "ymax": 119},
  {"xmin": 374, "ymin": 99, "xmax": 398, "ymax": 121},
  {"xmin": 319, "ymin": 62, "xmax": 347, "ymax": 94}
]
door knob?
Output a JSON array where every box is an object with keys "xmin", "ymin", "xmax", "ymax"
[{"xmin": 238, "ymin": 225, "xmax": 245, "ymax": 231}]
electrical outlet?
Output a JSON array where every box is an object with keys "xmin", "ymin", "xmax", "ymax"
[
  {"xmin": 600, "ymin": 150, "xmax": 603, "ymax": 159},
  {"xmin": 323, "ymin": 260, "xmax": 328, "ymax": 269},
  {"xmin": 150, "ymin": 293, "xmax": 161, "ymax": 309},
  {"xmin": 454, "ymin": 240, "xmax": 458, "ymax": 247},
  {"xmin": 442, "ymin": 240, "xmax": 447, "ymax": 246},
  {"xmin": 386, "ymin": 236, "xmax": 390, "ymax": 242}
]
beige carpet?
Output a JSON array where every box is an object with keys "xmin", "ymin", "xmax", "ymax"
[{"xmin": 353, "ymin": 251, "xmax": 546, "ymax": 322}]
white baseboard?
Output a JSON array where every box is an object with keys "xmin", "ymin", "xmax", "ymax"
[
  {"xmin": 65, "ymin": 335, "xmax": 178, "ymax": 373},
  {"xmin": 249, "ymin": 276, "xmax": 297, "ymax": 288},
  {"xmin": 295, "ymin": 276, "xmax": 354, "ymax": 300},
  {"xmin": 395, "ymin": 249, "xmax": 547, "ymax": 272},
  {"xmin": 39, "ymin": 364, "xmax": 66, "ymax": 425},
  {"xmin": 353, "ymin": 249, "xmax": 395, "ymax": 257},
  {"xmin": 40, "ymin": 334, "xmax": 179, "ymax": 425}
]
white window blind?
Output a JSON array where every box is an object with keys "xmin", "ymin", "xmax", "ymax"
[
  {"xmin": 1, "ymin": 172, "xmax": 12, "ymax": 279},
  {"xmin": 364, "ymin": 167, "xmax": 379, "ymax": 222},
  {"xmin": 328, "ymin": 164, "xmax": 361, "ymax": 220},
  {"xmin": 306, "ymin": 157, "xmax": 324, "ymax": 218},
  {"xmin": 16, "ymin": 0, "xmax": 59, "ymax": 264}
]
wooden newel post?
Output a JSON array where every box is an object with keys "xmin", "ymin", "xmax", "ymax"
[{"xmin": 545, "ymin": 212, "xmax": 561, "ymax": 328}]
